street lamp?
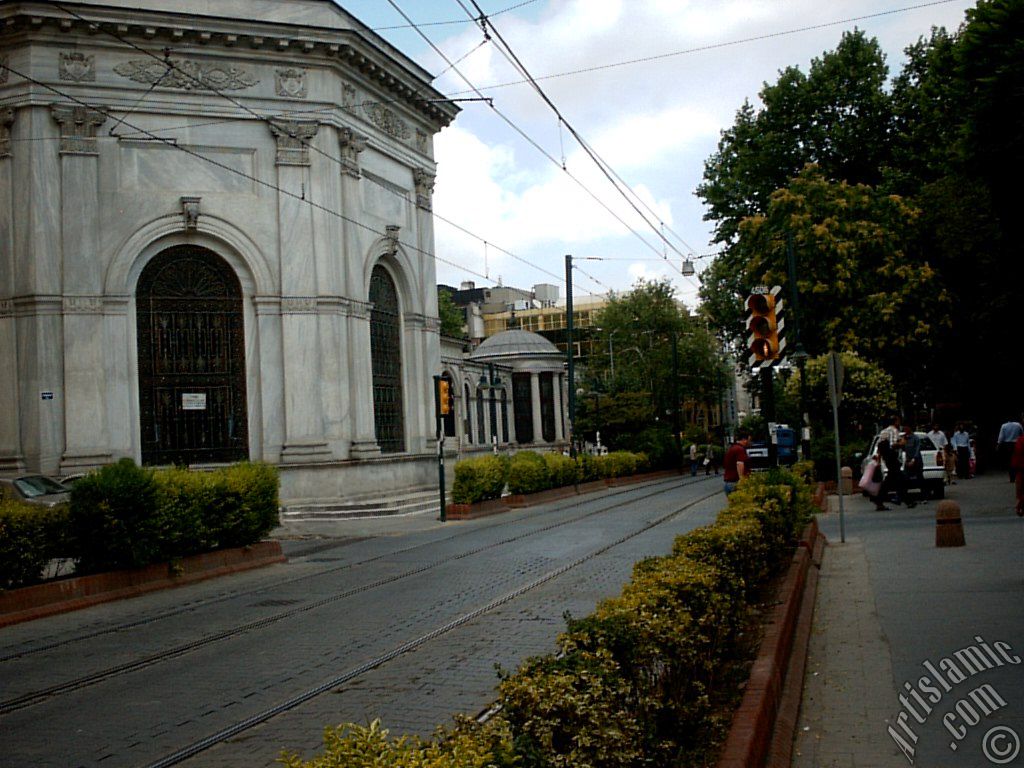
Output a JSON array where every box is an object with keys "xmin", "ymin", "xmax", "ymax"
[{"xmin": 478, "ymin": 363, "xmax": 503, "ymax": 453}]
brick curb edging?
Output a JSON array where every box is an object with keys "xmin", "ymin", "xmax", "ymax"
[
  {"xmin": 0, "ymin": 541, "xmax": 286, "ymax": 628},
  {"xmin": 716, "ymin": 520, "xmax": 827, "ymax": 768},
  {"xmin": 446, "ymin": 470, "xmax": 684, "ymax": 520}
]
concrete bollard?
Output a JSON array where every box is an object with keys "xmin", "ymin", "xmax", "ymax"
[
  {"xmin": 936, "ymin": 500, "xmax": 965, "ymax": 547},
  {"xmin": 840, "ymin": 466, "xmax": 853, "ymax": 495}
]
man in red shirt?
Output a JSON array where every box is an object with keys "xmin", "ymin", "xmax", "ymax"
[{"xmin": 723, "ymin": 429, "xmax": 752, "ymax": 496}]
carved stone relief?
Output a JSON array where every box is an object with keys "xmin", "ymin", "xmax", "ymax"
[
  {"xmin": 0, "ymin": 108, "xmax": 13, "ymax": 158},
  {"xmin": 62, "ymin": 296, "xmax": 104, "ymax": 314},
  {"xmin": 342, "ymin": 84, "xmax": 357, "ymax": 109},
  {"xmin": 114, "ymin": 58, "xmax": 258, "ymax": 91},
  {"xmin": 413, "ymin": 168, "xmax": 435, "ymax": 211},
  {"xmin": 416, "ymin": 129, "xmax": 429, "ymax": 155},
  {"xmin": 50, "ymin": 104, "xmax": 106, "ymax": 155},
  {"xmin": 338, "ymin": 127, "xmax": 367, "ymax": 177},
  {"xmin": 181, "ymin": 196, "xmax": 201, "ymax": 230},
  {"xmin": 59, "ymin": 52, "xmax": 95, "ymax": 82},
  {"xmin": 281, "ymin": 297, "xmax": 318, "ymax": 313},
  {"xmin": 268, "ymin": 120, "xmax": 319, "ymax": 166},
  {"xmin": 384, "ymin": 225, "xmax": 400, "ymax": 257},
  {"xmin": 362, "ymin": 101, "xmax": 410, "ymax": 140},
  {"xmin": 275, "ymin": 68, "xmax": 307, "ymax": 99}
]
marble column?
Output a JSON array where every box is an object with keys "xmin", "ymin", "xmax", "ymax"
[
  {"xmin": 553, "ymin": 371, "xmax": 565, "ymax": 442},
  {"xmin": 338, "ymin": 129, "xmax": 379, "ymax": 458},
  {"xmin": 0, "ymin": 108, "xmax": 22, "ymax": 471},
  {"xmin": 270, "ymin": 120, "xmax": 331, "ymax": 462},
  {"xmin": 52, "ymin": 105, "xmax": 113, "ymax": 472},
  {"xmin": 530, "ymin": 371, "xmax": 544, "ymax": 445}
]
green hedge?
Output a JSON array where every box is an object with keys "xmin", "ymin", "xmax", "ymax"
[
  {"xmin": 289, "ymin": 467, "xmax": 813, "ymax": 767},
  {"xmin": 0, "ymin": 500, "xmax": 70, "ymax": 590},
  {"xmin": 451, "ymin": 450, "xmax": 651, "ymax": 505},
  {"xmin": 451, "ymin": 455, "xmax": 508, "ymax": 504},
  {"xmin": 69, "ymin": 459, "xmax": 279, "ymax": 575}
]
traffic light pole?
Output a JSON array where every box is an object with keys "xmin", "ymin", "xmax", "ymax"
[
  {"xmin": 565, "ymin": 254, "xmax": 576, "ymax": 460},
  {"xmin": 761, "ymin": 366, "xmax": 777, "ymax": 465}
]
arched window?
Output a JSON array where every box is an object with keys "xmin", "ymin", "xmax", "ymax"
[
  {"xmin": 476, "ymin": 386, "xmax": 486, "ymax": 444},
  {"xmin": 500, "ymin": 389, "xmax": 509, "ymax": 444},
  {"xmin": 464, "ymin": 382, "xmax": 473, "ymax": 443},
  {"xmin": 136, "ymin": 245, "xmax": 248, "ymax": 466},
  {"xmin": 512, "ymin": 372, "xmax": 533, "ymax": 444},
  {"xmin": 369, "ymin": 264, "xmax": 404, "ymax": 453}
]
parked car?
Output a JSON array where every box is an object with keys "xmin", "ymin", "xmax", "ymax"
[
  {"xmin": 860, "ymin": 431, "xmax": 945, "ymax": 499},
  {"xmin": 0, "ymin": 475, "xmax": 72, "ymax": 507}
]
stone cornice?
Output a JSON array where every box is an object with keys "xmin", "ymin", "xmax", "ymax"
[{"xmin": 0, "ymin": 5, "xmax": 459, "ymax": 128}]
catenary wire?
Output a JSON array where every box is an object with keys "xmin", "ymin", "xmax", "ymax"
[{"xmin": 445, "ymin": 0, "xmax": 966, "ymax": 96}]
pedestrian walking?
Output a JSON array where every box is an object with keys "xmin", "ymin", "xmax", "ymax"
[
  {"xmin": 704, "ymin": 443, "xmax": 718, "ymax": 475},
  {"xmin": 1013, "ymin": 434, "xmax": 1024, "ymax": 516},
  {"xmin": 950, "ymin": 423, "xmax": 971, "ymax": 481},
  {"xmin": 926, "ymin": 422, "xmax": 948, "ymax": 453},
  {"xmin": 689, "ymin": 443, "xmax": 699, "ymax": 477},
  {"xmin": 878, "ymin": 437, "xmax": 913, "ymax": 508},
  {"xmin": 880, "ymin": 413, "xmax": 901, "ymax": 447},
  {"xmin": 997, "ymin": 417, "xmax": 1024, "ymax": 482},
  {"xmin": 722, "ymin": 430, "xmax": 751, "ymax": 496},
  {"xmin": 901, "ymin": 423, "xmax": 924, "ymax": 492}
]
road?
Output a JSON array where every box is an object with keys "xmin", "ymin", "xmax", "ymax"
[{"xmin": 0, "ymin": 474, "xmax": 724, "ymax": 768}]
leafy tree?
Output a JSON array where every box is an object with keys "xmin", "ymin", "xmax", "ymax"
[
  {"xmin": 783, "ymin": 352, "xmax": 896, "ymax": 444},
  {"xmin": 698, "ymin": 30, "xmax": 893, "ymax": 245},
  {"xmin": 438, "ymin": 287, "xmax": 465, "ymax": 338}
]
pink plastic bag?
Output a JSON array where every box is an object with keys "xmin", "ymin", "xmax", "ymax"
[{"xmin": 859, "ymin": 459, "xmax": 881, "ymax": 496}]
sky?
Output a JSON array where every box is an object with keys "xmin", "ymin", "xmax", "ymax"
[{"xmin": 337, "ymin": 0, "xmax": 976, "ymax": 309}]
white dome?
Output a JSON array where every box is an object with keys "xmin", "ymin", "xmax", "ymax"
[{"xmin": 469, "ymin": 330, "xmax": 561, "ymax": 360}]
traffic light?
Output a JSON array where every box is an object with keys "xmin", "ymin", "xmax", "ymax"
[
  {"xmin": 438, "ymin": 378, "xmax": 451, "ymax": 415},
  {"xmin": 746, "ymin": 290, "xmax": 784, "ymax": 365}
]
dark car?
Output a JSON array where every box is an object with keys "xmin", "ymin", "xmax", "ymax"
[{"xmin": 0, "ymin": 475, "xmax": 72, "ymax": 507}]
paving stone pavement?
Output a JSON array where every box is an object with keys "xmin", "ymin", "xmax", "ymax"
[
  {"xmin": 0, "ymin": 475, "xmax": 725, "ymax": 768},
  {"xmin": 794, "ymin": 474, "xmax": 1024, "ymax": 768}
]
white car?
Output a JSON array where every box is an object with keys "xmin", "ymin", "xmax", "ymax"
[{"xmin": 861, "ymin": 431, "xmax": 945, "ymax": 500}]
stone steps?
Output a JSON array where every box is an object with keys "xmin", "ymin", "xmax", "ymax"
[{"xmin": 281, "ymin": 487, "xmax": 440, "ymax": 520}]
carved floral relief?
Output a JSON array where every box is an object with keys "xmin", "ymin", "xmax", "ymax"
[
  {"xmin": 59, "ymin": 52, "xmax": 95, "ymax": 82},
  {"xmin": 114, "ymin": 58, "xmax": 258, "ymax": 91}
]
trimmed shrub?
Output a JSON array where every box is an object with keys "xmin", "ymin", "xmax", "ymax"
[
  {"xmin": 575, "ymin": 452, "xmax": 600, "ymax": 483},
  {"xmin": 68, "ymin": 460, "xmax": 280, "ymax": 575},
  {"xmin": 673, "ymin": 518, "xmax": 771, "ymax": 600},
  {"xmin": 280, "ymin": 716, "xmax": 517, "ymax": 768},
  {"xmin": 68, "ymin": 459, "xmax": 162, "ymax": 574},
  {"xmin": 543, "ymin": 452, "xmax": 579, "ymax": 488},
  {"xmin": 595, "ymin": 451, "xmax": 639, "ymax": 479},
  {"xmin": 451, "ymin": 455, "xmax": 508, "ymax": 504},
  {"xmin": 0, "ymin": 500, "xmax": 69, "ymax": 590},
  {"xmin": 507, "ymin": 451, "xmax": 550, "ymax": 495}
]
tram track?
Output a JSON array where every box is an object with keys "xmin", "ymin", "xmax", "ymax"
[
  {"xmin": 0, "ymin": 473, "xmax": 703, "ymax": 664},
  {"xmin": 0, "ymin": 475, "xmax": 711, "ymax": 715},
  {"xmin": 144, "ymin": 485, "xmax": 722, "ymax": 768}
]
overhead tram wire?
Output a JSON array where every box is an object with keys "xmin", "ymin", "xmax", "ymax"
[
  {"xmin": 370, "ymin": 0, "xmax": 541, "ymax": 32},
  {"xmin": 446, "ymin": 0, "xmax": 966, "ymax": 96},
  {"xmin": 382, "ymin": 0, "xmax": 672, "ymax": 279},
  {"xmin": 0, "ymin": 61, "xmax": 500, "ymax": 287},
  {"xmin": 457, "ymin": 0, "xmax": 701, "ymax": 291},
  {"xmin": 45, "ymin": 6, "xmax": 607, "ymax": 296}
]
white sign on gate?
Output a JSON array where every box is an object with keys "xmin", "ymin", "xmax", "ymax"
[{"xmin": 181, "ymin": 393, "xmax": 207, "ymax": 411}]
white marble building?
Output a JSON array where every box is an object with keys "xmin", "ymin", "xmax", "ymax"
[{"xmin": 0, "ymin": 0, "xmax": 464, "ymax": 507}]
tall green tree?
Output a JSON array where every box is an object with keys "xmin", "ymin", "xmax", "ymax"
[
  {"xmin": 698, "ymin": 30, "xmax": 893, "ymax": 245},
  {"xmin": 437, "ymin": 288, "xmax": 465, "ymax": 338}
]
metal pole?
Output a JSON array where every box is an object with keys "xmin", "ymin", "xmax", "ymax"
[
  {"xmin": 832, "ymin": 395, "xmax": 845, "ymax": 542},
  {"xmin": 761, "ymin": 366, "xmax": 777, "ymax": 466},
  {"xmin": 671, "ymin": 331, "xmax": 682, "ymax": 469},
  {"xmin": 565, "ymin": 254, "xmax": 576, "ymax": 459},
  {"xmin": 786, "ymin": 232, "xmax": 811, "ymax": 460},
  {"xmin": 433, "ymin": 375, "xmax": 446, "ymax": 522}
]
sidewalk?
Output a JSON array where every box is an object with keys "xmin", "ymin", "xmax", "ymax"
[{"xmin": 793, "ymin": 475, "xmax": 1024, "ymax": 767}]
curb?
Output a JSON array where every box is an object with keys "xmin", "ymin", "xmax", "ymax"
[
  {"xmin": 716, "ymin": 521, "xmax": 827, "ymax": 768},
  {"xmin": 0, "ymin": 541, "xmax": 286, "ymax": 628}
]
